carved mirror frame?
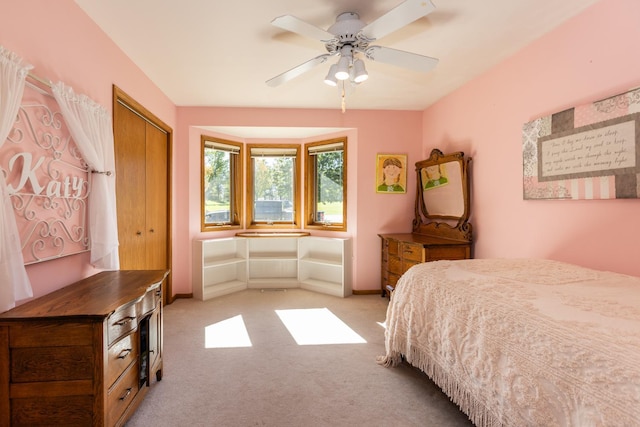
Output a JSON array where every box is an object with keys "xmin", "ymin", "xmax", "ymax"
[{"xmin": 413, "ymin": 149, "xmax": 472, "ymax": 242}]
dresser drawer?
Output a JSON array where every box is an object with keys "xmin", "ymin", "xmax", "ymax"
[
  {"xmin": 402, "ymin": 243, "xmax": 424, "ymax": 262},
  {"xmin": 108, "ymin": 303, "xmax": 138, "ymax": 346},
  {"xmin": 388, "ymin": 256, "xmax": 403, "ymax": 275},
  {"xmin": 403, "ymin": 259, "xmax": 421, "ymax": 272},
  {"xmin": 108, "ymin": 361, "xmax": 139, "ymax": 426},
  {"xmin": 425, "ymin": 245, "xmax": 470, "ymax": 261},
  {"xmin": 139, "ymin": 285, "xmax": 162, "ymax": 317},
  {"xmin": 388, "ymin": 272, "xmax": 400, "ymax": 286},
  {"xmin": 107, "ymin": 332, "xmax": 139, "ymax": 388},
  {"xmin": 386, "ymin": 239, "xmax": 399, "ymax": 256}
]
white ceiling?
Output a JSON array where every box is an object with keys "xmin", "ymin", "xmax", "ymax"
[{"xmin": 74, "ymin": 0, "xmax": 599, "ymax": 112}]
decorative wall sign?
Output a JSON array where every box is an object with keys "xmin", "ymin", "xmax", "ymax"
[
  {"xmin": 376, "ymin": 153, "xmax": 407, "ymax": 194},
  {"xmin": 523, "ymin": 87, "xmax": 640, "ymax": 200},
  {"xmin": 1, "ymin": 84, "xmax": 89, "ymax": 264}
]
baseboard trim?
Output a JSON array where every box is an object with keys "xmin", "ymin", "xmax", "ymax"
[
  {"xmin": 352, "ymin": 289, "xmax": 383, "ymax": 296},
  {"xmin": 169, "ymin": 293, "xmax": 193, "ymax": 304},
  {"xmin": 171, "ymin": 291, "xmax": 379, "ymax": 300}
]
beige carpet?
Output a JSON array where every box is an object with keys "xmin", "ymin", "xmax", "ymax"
[{"xmin": 125, "ymin": 289, "xmax": 473, "ymax": 427}]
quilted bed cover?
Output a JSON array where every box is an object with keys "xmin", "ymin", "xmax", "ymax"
[{"xmin": 378, "ymin": 259, "xmax": 640, "ymax": 427}]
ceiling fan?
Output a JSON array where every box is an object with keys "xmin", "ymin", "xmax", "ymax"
[{"xmin": 266, "ymin": 0, "xmax": 439, "ymax": 88}]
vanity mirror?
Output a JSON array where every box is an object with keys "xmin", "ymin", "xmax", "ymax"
[{"xmin": 414, "ymin": 149, "xmax": 472, "ymax": 242}]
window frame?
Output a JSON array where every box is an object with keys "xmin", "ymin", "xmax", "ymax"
[
  {"xmin": 201, "ymin": 136, "xmax": 243, "ymax": 231},
  {"xmin": 246, "ymin": 143, "xmax": 301, "ymax": 229},
  {"xmin": 304, "ymin": 137, "xmax": 347, "ymax": 232}
]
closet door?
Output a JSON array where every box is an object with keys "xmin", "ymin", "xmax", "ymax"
[
  {"xmin": 113, "ymin": 92, "xmax": 171, "ymax": 286},
  {"xmin": 145, "ymin": 121, "xmax": 168, "ymax": 270},
  {"xmin": 115, "ymin": 103, "xmax": 148, "ymax": 269}
]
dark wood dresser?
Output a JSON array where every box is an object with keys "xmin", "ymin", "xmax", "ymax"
[
  {"xmin": 0, "ymin": 269, "xmax": 169, "ymax": 427},
  {"xmin": 379, "ymin": 233, "xmax": 471, "ymax": 297}
]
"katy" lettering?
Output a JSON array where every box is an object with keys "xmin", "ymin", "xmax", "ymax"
[{"xmin": 6, "ymin": 152, "xmax": 86, "ymax": 198}]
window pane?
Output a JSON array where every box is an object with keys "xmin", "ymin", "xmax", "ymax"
[
  {"xmin": 204, "ymin": 147, "xmax": 232, "ymax": 224},
  {"xmin": 253, "ymin": 156, "xmax": 294, "ymax": 222},
  {"xmin": 315, "ymin": 151, "xmax": 343, "ymax": 224},
  {"xmin": 305, "ymin": 138, "xmax": 346, "ymax": 231}
]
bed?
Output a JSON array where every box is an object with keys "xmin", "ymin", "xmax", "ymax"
[{"xmin": 377, "ymin": 258, "xmax": 640, "ymax": 426}]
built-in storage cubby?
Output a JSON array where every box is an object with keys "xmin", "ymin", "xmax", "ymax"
[
  {"xmin": 299, "ymin": 236, "xmax": 352, "ymax": 297},
  {"xmin": 193, "ymin": 237, "xmax": 247, "ymax": 300},
  {"xmin": 247, "ymin": 237, "xmax": 298, "ymax": 288},
  {"xmin": 193, "ymin": 235, "xmax": 352, "ymax": 300}
]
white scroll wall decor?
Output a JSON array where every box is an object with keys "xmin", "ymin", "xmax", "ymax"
[{"xmin": 1, "ymin": 84, "xmax": 89, "ymax": 264}]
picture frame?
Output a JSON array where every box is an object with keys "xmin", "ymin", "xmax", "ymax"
[{"xmin": 376, "ymin": 154, "xmax": 407, "ymax": 194}]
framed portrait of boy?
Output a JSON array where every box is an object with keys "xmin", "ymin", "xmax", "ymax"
[{"xmin": 376, "ymin": 154, "xmax": 407, "ymax": 194}]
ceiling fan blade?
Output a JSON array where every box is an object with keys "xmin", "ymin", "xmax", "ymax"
[
  {"xmin": 365, "ymin": 46, "xmax": 438, "ymax": 73},
  {"xmin": 266, "ymin": 54, "xmax": 331, "ymax": 87},
  {"xmin": 361, "ymin": 0, "xmax": 436, "ymax": 40},
  {"xmin": 271, "ymin": 15, "xmax": 335, "ymax": 42}
]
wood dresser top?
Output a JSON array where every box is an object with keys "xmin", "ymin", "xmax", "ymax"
[{"xmin": 0, "ymin": 270, "xmax": 169, "ymax": 320}]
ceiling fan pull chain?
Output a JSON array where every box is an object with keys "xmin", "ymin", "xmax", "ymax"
[{"xmin": 341, "ymin": 82, "xmax": 346, "ymax": 113}]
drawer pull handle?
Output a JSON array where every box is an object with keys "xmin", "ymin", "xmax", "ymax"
[
  {"xmin": 119, "ymin": 387, "xmax": 132, "ymax": 401},
  {"xmin": 117, "ymin": 348, "xmax": 132, "ymax": 359},
  {"xmin": 113, "ymin": 316, "xmax": 135, "ymax": 326}
]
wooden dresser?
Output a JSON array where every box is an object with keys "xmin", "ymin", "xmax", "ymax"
[
  {"xmin": 0, "ymin": 269, "xmax": 169, "ymax": 427},
  {"xmin": 379, "ymin": 233, "xmax": 471, "ymax": 297},
  {"xmin": 379, "ymin": 150, "xmax": 473, "ymax": 298}
]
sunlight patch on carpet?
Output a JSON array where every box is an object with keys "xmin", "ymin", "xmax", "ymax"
[
  {"xmin": 275, "ymin": 308, "xmax": 366, "ymax": 345},
  {"xmin": 205, "ymin": 315, "xmax": 252, "ymax": 348}
]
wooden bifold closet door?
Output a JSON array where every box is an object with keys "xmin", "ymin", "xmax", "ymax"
[{"xmin": 113, "ymin": 86, "xmax": 172, "ymax": 300}]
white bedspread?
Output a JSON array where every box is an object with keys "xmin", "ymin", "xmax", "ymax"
[{"xmin": 378, "ymin": 259, "xmax": 640, "ymax": 427}]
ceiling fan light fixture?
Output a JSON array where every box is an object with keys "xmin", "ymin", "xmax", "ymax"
[
  {"xmin": 324, "ymin": 64, "xmax": 338, "ymax": 86},
  {"xmin": 335, "ymin": 56, "xmax": 351, "ymax": 80},
  {"xmin": 352, "ymin": 59, "xmax": 368, "ymax": 83},
  {"xmin": 266, "ymin": 2, "xmax": 439, "ymax": 112}
]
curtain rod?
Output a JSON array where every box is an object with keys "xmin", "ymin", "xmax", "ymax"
[{"xmin": 27, "ymin": 72, "xmax": 51, "ymax": 88}]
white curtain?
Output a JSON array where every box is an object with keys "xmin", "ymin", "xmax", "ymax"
[
  {"xmin": 52, "ymin": 82, "xmax": 120, "ymax": 270},
  {"xmin": 0, "ymin": 46, "xmax": 33, "ymax": 312}
]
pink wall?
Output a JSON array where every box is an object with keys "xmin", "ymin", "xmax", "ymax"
[
  {"xmin": 2, "ymin": 0, "xmax": 176, "ymax": 301},
  {"xmin": 175, "ymin": 108, "xmax": 423, "ymax": 294},
  {"xmin": 422, "ymin": 0, "xmax": 640, "ymax": 276}
]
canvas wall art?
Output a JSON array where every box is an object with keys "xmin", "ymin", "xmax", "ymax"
[{"xmin": 523, "ymin": 87, "xmax": 640, "ymax": 200}]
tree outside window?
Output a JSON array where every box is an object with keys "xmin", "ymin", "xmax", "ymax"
[
  {"xmin": 305, "ymin": 138, "xmax": 347, "ymax": 231},
  {"xmin": 201, "ymin": 137, "xmax": 242, "ymax": 230},
  {"xmin": 247, "ymin": 144, "xmax": 300, "ymax": 228}
]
